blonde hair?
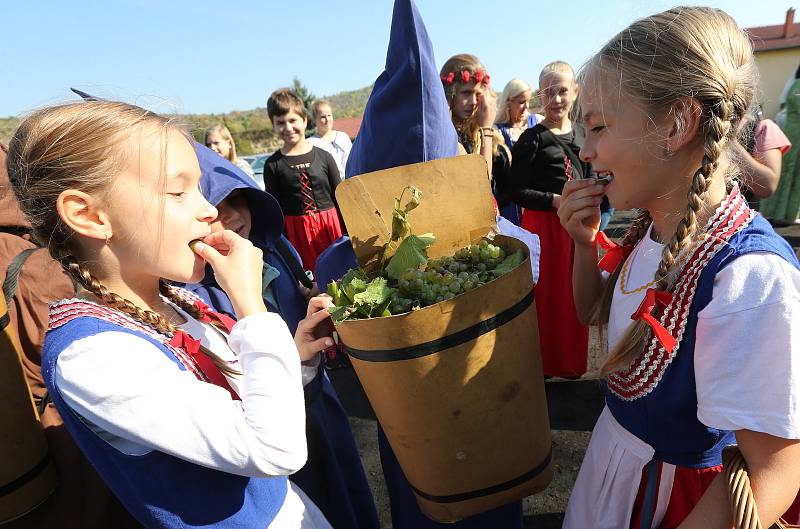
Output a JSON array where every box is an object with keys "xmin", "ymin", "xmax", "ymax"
[
  {"xmin": 439, "ymin": 54, "xmax": 503, "ymax": 156},
  {"xmin": 312, "ymin": 99, "xmax": 332, "ymax": 118},
  {"xmin": 539, "ymin": 61, "xmax": 574, "ymax": 87},
  {"xmin": 7, "ymin": 101, "xmax": 238, "ymax": 375},
  {"xmin": 582, "ymin": 7, "xmax": 755, "ymax": 374},
  {"xmin": 204, "ymin": 124, "xmax": 238, "ymax": 164},
  {"xmin": 495, "ymin": 79, "xmax": 532, "ymax": 125}
]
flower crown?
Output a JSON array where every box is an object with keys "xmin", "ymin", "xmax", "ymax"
[{"xmin": 440, "ymin": 69, "xmax": 491, "ymax": 86}]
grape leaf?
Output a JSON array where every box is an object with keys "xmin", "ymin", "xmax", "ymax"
[
  {"xmin": 353, "ymin": 277, "xmax": 395, "ymax": 307},
  {"xmin": 328, "ymin": 305, "xmax": 350, "ymax": 323},
  {"xmin": 327, "ymin": 280, "xmax": 346, "ymax": 307},
  {"xmin": 385, "ymin": 233, "xmax": 436, "ymax": 280},
  {"xmin": 491, "ymin": 250, "xmax": 524, "ymax": 277}
]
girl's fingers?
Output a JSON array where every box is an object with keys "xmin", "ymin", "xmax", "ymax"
[
  {"xmin": 562, "ymin": 179, "xmax": 604, "ymax": 200},
  {"xmin": 302, "ymin": 305, "xmax": 333, "ymax": 328},
  {"xmin": 201, "ymin": 229, "xmax": 241, "ymax": 249},
  {"xmin": 191, "ymin": 241, "xmax": 223, "ymax": 267},
  {"xmin": 306, "ymin": 294, "xmax": 333, "ymax": 317}
]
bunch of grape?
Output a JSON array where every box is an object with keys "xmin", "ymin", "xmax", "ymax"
[{"xmin": 388, "ymin": 240, "xmax": 508, "ymax": 315}]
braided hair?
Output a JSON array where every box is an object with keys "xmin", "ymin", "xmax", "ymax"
[
  {"xmin": 579, "ymin": 7, "xmax": 755, "ymax": 374},
  {"xmin": 7, "ymin": 101, "xmax": 239, "ymax": 376}
]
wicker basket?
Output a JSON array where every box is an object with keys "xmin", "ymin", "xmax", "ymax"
[{"xmin": 723, "ymin": 446, "xmax": 798, "ymax": 529}]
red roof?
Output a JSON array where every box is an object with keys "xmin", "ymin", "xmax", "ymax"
[
  {"xmin": 335, "ymin": 116, "xmax": 362, "ymax": 139},
  {"xmin": 749, "ymin": 8, "xmax": 800, "ymax": 52}
]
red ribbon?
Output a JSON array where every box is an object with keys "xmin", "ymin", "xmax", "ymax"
[
  {"xmin": 631, "ymin": 288, "xmax": 677, "ymax": 353},
  {"xmin": 169, "ymin": 330, "xmax": 240, "ymax": 401},
  {"xmin": 193, "ymin": 300, "xmax": 236, "ymax": 334},
  {"xmin": 596, "ymin": 232, "xmax": 632, "ymax": 273}
]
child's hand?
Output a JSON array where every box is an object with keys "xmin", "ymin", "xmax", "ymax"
[
  {"xmin": 191, "ymin": 230, "xmax": 267, "ymax": 319},
  {"xmin": 294, "ymin": 295, "xmax": 335, "ymax": 362},
  {"xmin": 476, "ymin": 87, "xmax": 497, "ymax": 127},
  {"xmin": 557, "ymin": 179, "xmax": 605, "ymax": 248}
]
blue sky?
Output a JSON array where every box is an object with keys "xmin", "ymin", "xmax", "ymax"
[{"xmin": 0, "ymin": 0, "xmax": 790, "ymax": 117}]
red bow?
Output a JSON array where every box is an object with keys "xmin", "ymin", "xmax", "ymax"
[
  {"xmin": 169, "ymin": 330, "xmax": 240, "ymax": 401},
  {"xmin": 194, "ymin": 300, "xmax": 236, "ymax": 334},
  {"xmin": 596, "ymin": 232, "xmax": 632, "ymax": 273},
  {"xmin": 631, "ymin": 288, "xmax": 677, "ymax": 353}
]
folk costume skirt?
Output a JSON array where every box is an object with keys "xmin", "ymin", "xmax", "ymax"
[
  {"xmin": 521, "ymin": 208, "xmax": 588, "ymax": 378},
  {"xmin": 565, "ymin": 407, "xmax": 800, "ymax": 529},
  {"xmin": 284, "ymin": 208, "xmax": 343, "ymax": 271}
]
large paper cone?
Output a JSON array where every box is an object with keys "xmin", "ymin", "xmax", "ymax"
[
  {"xmin": 334, "ymin": 155, "xmax": 552, "ymax": 521},
  {"xmin": 0, "ymin": 292, "xmax": 56, "ymax": 523}
]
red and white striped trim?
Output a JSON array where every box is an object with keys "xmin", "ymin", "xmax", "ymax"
[
  {"xmin": 607, "ymin": 187, "xmax": 755, "ymax": 401},
  {"xmin": 48, "ymin": 295, "xmax": 209, "ymax": 382}
]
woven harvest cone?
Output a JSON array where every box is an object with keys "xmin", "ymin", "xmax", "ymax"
[{"xmin": 723, "ymin": 446, "xmax": 796, "ymax": 529}]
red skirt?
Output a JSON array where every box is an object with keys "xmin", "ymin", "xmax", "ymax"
[
  {"xmin": 630, "ymin": 462, "xmax": 800, "ymax": 528},
  {"xmin": 521, "ymin": 208, "xmax": 588, "ymax": 378},
  {"xmin": 284, "ymin": 208, "xmax": 343, "ymax": 271}
]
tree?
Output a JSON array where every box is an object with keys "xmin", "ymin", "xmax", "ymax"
[{"xmin": 292, "ymin": 77, "xmax": 317, "ymax": 135}]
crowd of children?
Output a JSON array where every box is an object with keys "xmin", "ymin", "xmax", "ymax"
[{"xmin": 1, "ymin": 1, "xmax": 799, "ymax": 529}]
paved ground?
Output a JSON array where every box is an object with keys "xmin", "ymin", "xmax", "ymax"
[{"xmin": 327, "ymin": 211, "xmax": 800, "ymax": 529}]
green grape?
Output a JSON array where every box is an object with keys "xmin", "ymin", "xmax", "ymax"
[
  {"xmin": 448, "ymin": 262, "xmax": 460, "ymax": 273},
  {"xmin": 442, "ymin": 272, "xmax": 454, "ymax": 285},
  {"xmin": 413, "ymin": 278, "xmax": 424, "ymax": 289},
  {"xmin": 458, "ymin": 271, "xmax": 469, "ymax": 281},
  {"xmin": 480, "ymin": 248, "xmax": 493, "ymax": 261},
  {"xmin": 444, "ymin": 292, "xmax": 455, "ymax": 300},
  {"xmin": 476, "ymin": 263, "xmax": 487, "ymax": 272},
  {"xmin": 449, "ymin": 280, "xmax": 462, "ymax": 294},
  {"xmin": 463, "ymin": 279, "xmax": 475, "ymax": 291},
  {"xmin": 435, "ymin": 295, "xmax": 445, "ymax": 303},
  {"xmin": 458, "ymin": 262, "xmax": 469, "ymax": 272},
  {"xmin": 425, "ymin": 269, "xmax": 438, "ymax": 282}
]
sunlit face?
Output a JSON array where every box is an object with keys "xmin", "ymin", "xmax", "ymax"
[
  {"xmin": 205, "ymin": 132, "xmax": 232, "ymax": 160},
  {"xmin": 272, "ymin": 110, "xmax": 307, "ymax": 147},
  {"xmin": 210, "ymin": 189, "xmax": 252, "ymax": 240},
  {"xmin": 539, "ymin": 72, "xmax": 577, "ymax": 122},
  {"xmin": 451, "ymin": 83, "xmax": 481, "ymax": 122},
  {"xmin": 314, "ymin": 105, "xmax": 333, "ymax": 136},
  {"xmin": 508, "ymin": 90, "xmax": 531, "ymax": 123},
  {"xmin": 102, "ymin": 126, "xmax": 217, "ymax": 284},
  {"xmin": 578, "ymin": 70, "xmax": 674, "ymax": 210}
]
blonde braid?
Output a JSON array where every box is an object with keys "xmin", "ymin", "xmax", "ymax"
[
  {"xmin": 62, "ymin": 256, "xmax": 176, "ymax": 335},
  {"xmin": 654, "ymin": 99, "xmax": 732, "ymax": 290},
  {"xmin": 600, "ymin": 100, "xmax": 734, "ymax": 375},
  {"xmin": 62, "ymin": 257, "xmax": 240, "ymax": 377}
]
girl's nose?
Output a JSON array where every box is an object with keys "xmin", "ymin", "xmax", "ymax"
[
  {"xmin": 199, "ymin": 196, "xmax": 218, "ymax": 223},
  {"xmin": 579, "ymin": 143, "xmax": 593, "ymax": 163}
]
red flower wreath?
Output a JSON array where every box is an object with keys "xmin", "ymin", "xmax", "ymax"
[{"xmin": 441, "ymin": 69, "xmax": 491, "ymax": 86}]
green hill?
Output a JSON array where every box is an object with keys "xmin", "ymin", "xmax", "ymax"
[{"xmin": 0, "ymin": 84, "xmax": 374, "ymax": 154}]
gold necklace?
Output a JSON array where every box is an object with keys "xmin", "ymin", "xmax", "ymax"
[{"xmin": 619, "ymin": 240, "xmax": 695, "ymax": 295}]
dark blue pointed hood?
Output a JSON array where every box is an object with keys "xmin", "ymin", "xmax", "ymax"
[
  {"xmin": 195, "ymin": 143, "xmax": 284, "ymax": 244},
  {"xmin": 186, "ymin": 145, "xmax": 308, "ymax": 333},
  {"xmin": 344, "ymin": 0, "xmax": 457, "ymax": 179}
]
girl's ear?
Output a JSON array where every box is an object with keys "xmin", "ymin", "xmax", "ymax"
[
  {"xmin": 667, "ymin": 97, "xmax": 703, "ymax": 152},
  {"xmin": 57, "ymin": 189, "xmax": 112, "ymax": 242}
]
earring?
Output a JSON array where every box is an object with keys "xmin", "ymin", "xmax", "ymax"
[
  {"xmin": 665, "ymin": 144, "xmax": 674, "ymax": 157},
  {"xmin": 104, "ymin": 233, "xmax": 111, "ymax": 245}
]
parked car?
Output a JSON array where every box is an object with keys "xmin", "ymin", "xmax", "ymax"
[{"xmin": 241, "ymin": 152, "xmax": 271, "ymax": 190}]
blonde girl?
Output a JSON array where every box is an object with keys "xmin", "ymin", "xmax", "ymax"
[
  {"xmin": 7, "ymin": 101, "xmax": 335, "ymax": 529},
  {"xmin": 204, "ymin": 124, "xmax": 255, "ymax": 179},
  {"xmin": 559, "ymin": 7, "xmax": 800, "ymax": 528},
  {"xmin": 494, "ymin": 78, "xmax": 542, "ymax": 149}
]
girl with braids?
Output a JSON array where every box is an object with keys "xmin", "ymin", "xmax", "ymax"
[
  {"xmin": 6, "ymin": 100, "xmax": 334, "ymax": 529},
  {"xmin": 558, "ymin": 7, "xmax": 800, "ymax": 528}
]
